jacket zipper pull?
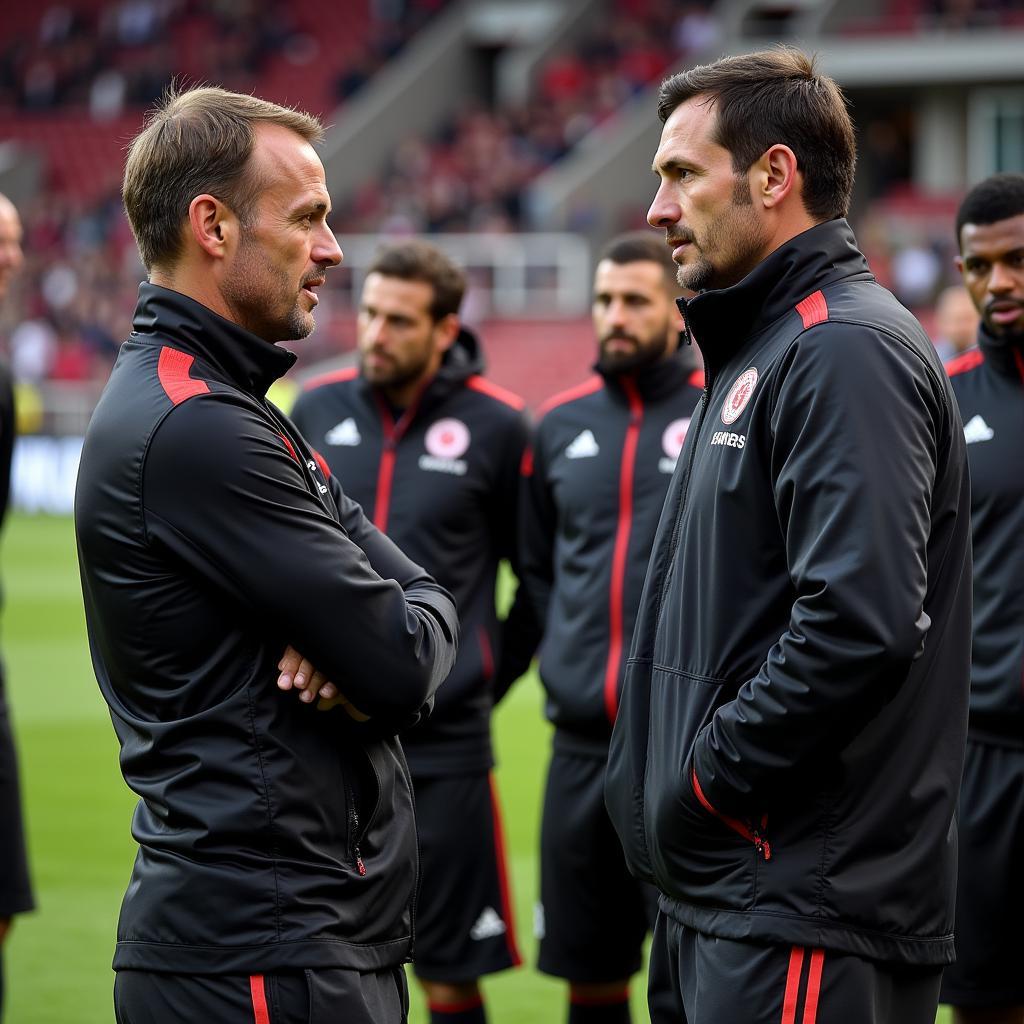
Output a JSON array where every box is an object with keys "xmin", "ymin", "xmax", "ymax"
[
  {"xmin": 351, "ymin": 798, "xmax": 366, "ymax": 875},
  {"xmin": 753, "ymin": 830, "xmax": 772, "ymax": 861}
]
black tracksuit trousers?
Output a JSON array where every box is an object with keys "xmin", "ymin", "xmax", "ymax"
[
  {"xmin": 114, "ymin": 966, "xmax": 409, "ymax": 1023},
  {"xmin": 649, "ymin": 913, "xmax": 942, "ymax": 1024}
]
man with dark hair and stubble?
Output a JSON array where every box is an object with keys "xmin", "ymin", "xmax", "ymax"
[
  {"xmin": 940, "ymin": 173, "xmax": 1024, "ymax": 1024},
  {"xmin": 291, "ymin": 241, "xmax": 537, "ymax": 1024},
  {"xmin": 75, "ymin": 86, "xmax": 458, "ymax": 1023},
  {"xmin": 605, "ymin": 49, "xmax": 972, "ymax": 1024},
  {"xmin": 0, "ymin": 193, "xmax": 34, "ymax": 1023},
  {"xmin": 520, "ymin": 231, "xmax": 704, "ymax": 1024}
]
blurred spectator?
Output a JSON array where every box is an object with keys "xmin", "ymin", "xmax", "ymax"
[{"xmin": 932, "ymin": 284, "xmax": 980, "ymax": 360}]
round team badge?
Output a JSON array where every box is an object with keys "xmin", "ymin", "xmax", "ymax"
[
  {"xmin": 661, "ymin": 418, "xmax": 691, "ymax": 460},
  {"xmin": 425, "ymin": 418, "xmax": 471, "ymax": 458},
  {"xmin": 721, "ymin": 367, "xmax": 758, "ymax": 425}
]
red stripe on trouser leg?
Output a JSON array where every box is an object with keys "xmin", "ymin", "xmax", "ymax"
[
  {"xmin": 249, "ymin": 974, "xmax": 270, "ymax": 1024},
  {"xmin": 569, "ymin": 987, "xmax": 630, "ymax": 1006},
  {"xmin": 781, "ymin": 946, "xmax": 805, "ymax": 1024},
  {"xmin": 428, "ymin": 996, "xmax": 484, "ymax": 1013},
  {"xmin": 488, "ymin": 773, "xmax": 522, "ymax": 966},
  {"xmin": 802, "ymin": 949, "xmax": 825, "ymax": 1024}
]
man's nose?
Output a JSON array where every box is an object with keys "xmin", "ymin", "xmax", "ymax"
[
  {"xmin": 648, "ymin": 182, "xmax": 680, "ymax": 229},
  {"xmin": 314, "ymin": 223, "xmax": 343, "ymax": 268},
  {"xmin": 988, "ymin": 260, "xmax": 1016, "ymax": 294}
]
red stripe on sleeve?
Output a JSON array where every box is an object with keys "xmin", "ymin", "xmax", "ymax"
[
  {"xmin": 945, "ymin": 349, "xmax": 984, "ymax": 377},
  {"xmin": 780, "ymin": 946, "xmax": 804, "ymax": 1024},
  {"xmin": 795, "ymin": 291, "xmax": 829, "ymax": 329},
  {"xmin": 277, "ymin": 433, "xmax": 300, "ymax": 463},
  {"xmin": 302, "ymin": 365, "xmax": 359, "ymax": 391},
  {"xmin": 519, "ymin": 446, "xmax": 534, "ymax": 477},
  {"xmin": 536, "ymin": 375, "xmax": 603, "ymax": 418},
  {"xmin": 249, "ymin": 974, "xmax": 270, "ymax": 1024},
  {"xmin": 801, "ymin": 949, "xmax": 825, "ymax": 1024},
  {"xmin": 466, "ymin": 375, "xmax": 526, "ymax": 410},
  {"xmin": 158, "ymin": 347, "xmax": 210, "ymax": 405}
]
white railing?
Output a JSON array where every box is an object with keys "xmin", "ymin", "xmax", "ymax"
[{"xmin": 332, "ymin": 233, "xmax": 592, "ymax": 318}]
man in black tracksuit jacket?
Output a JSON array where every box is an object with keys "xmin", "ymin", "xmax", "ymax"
[
  {"xmin": 606, "ymin": 53, "xmax": 971, "ymax": 1024},
  {"xmin": 75, "ymin": 89, "xmax": 458, "ymax": 1023},
  {"xmin": 291, "ymin": 241, "xmax": 535, "ymax": 1024},
  {"xmin": 520, "ymin": 232, "xmax": 704, "ymax": 1024},
  {"xmin": 939, "ymin": 174, "xmax": 1024, "ymax": 1024}
]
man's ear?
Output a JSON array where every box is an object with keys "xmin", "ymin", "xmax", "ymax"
[
  {"xmin": 751, "ymin": 144, "xmax": 800, "ymax": 210},
  {"xmin": 434, "ymin": 313, "xmax": 460, "ymax": 353},
  {"xmin": 954, "ymin": 253, "xmax": 965, "ymax": 277},
  {"xmin": 188, "ymin": 194, "xmax": 236, "ymax": 260}
]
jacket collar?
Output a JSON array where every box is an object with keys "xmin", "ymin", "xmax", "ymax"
[
  {"xmin": 976, "ymin": 323, "xmax": 1024, "ymax": 383},
  {"xmin": 679, "ymin": 219, "xmax": 873, "ymax": 374},
  {"xmin": 131, "ymin": 283, "xmax": 297, "ymax": 397},
  {"xmin": 597, "ymin": 344, "xmax": 701, "ymax": 404}
]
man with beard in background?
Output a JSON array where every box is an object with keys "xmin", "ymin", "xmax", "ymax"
[
  {"xmin": 292, "ymin": 241, "xmax": 535, "ymax": 1024},
  {"xmin": 940, "ymin": 173, "xmax": 1024, "ymax": 1024},
  {"xmin": 519, "ymin": 231, "xmax": 704, "ymax": 1024}
]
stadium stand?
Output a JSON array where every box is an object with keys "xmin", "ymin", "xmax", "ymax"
[{"xmin": 0, "ymin": 0, "xmax": 1022, "ymax": 491}]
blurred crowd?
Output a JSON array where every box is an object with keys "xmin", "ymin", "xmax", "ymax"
[{"xmin": 0, "ymin": 0, "xmax": 1010, "ymax": 395}]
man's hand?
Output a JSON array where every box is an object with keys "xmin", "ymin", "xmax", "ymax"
[
  {"xmin": 277, "ymin": 645, "xmax": 370, "ymax": 720},
  {"xmin": 277, "ymin": 645, "xmax": 337, "ymax": 704}
]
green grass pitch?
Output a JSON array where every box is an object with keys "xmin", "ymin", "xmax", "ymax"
[{"xmin": 2, "ymin": 514, "xmax": 951, "ymax": 1023}]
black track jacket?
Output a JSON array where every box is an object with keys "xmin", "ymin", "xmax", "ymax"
[
  {"xmin": 606, "ymin": 220, "xmax": 972, "ymax": 966},
  {"xmin": 520, "ymin": 350, "xmax": 704, "ymax": 750},
  {"xmin": 946, "ymin": 327, "xmax": 1024, "ymax": 746},
  {"xmin": 291, "ymin": 330, "xmax": 535, "ymax": 776},
  {"xmin": 75, "ymin": 284, "xmax": 458, "ymax": 974}
]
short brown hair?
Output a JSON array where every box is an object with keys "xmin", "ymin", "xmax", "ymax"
[
  {"xmin": 123, "ymin": 85, "xmax": 324, "ymax": 271},
  {"xmin": 598, "ymin": 231, "xmax": 680, "ymax": 292},
  {"xmin": 657, "ymin": 48, "xmax": 856, "ymax": 223},
  {"xmin": 367, "ymin": 241, "xmax": 466, "ymax": 321}
]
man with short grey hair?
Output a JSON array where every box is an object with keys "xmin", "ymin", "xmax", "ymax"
[{"xmin": 76, "ymin": 86, "xmax": 458, "ymax": 1023}]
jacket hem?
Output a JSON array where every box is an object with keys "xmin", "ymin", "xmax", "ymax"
[
  {"xmin": 112, "ymin": 936, "xmax": 413, "ymax": 973},
  {"xmin": 658, "ymin": 896, "xmax": 955, "ymax": 967}
]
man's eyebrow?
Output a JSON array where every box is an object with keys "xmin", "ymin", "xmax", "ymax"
[
  {"xmin": 293, "ymin": 199, "xmax": 330, "ymax": 217},
  {"xmin": 652, "ymin": 157, "xmax": 685, "ymax": 176}
]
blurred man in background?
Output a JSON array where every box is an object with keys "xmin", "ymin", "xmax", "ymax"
[
  {"xmin": 292, "ymin": 241, "xmax": 535, "ymax": 1024},
  {"xmin": 606, "ymin": 50, "xmax": 970, "ymax": 1024},
  {"xmin": 941, "ymin": 172, "xmax": 1024, "ymax": 1024},
  {"xmin": 519, "ymin": 231, "xmax": 704, "ymax": 1024},
  {"xmin": 0, "ymin": 192, "xmax": 34, "ymax": 1023},
  {"xmin": 75, "ymin": 87, "xmax": 458, "ymax": 1023},
  {"xmin": 933, "ymin": 284, "xmax": 980, "ymax": 360}
]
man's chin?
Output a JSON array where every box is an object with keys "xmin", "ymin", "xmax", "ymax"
[{"xmin": 984, "ymin": 317, "xmax": 1024, "ymax": 342}]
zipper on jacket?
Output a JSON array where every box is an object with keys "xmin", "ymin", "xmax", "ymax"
[
  {"xmin": 395, "ymin": 741, "xmax": 420, "ymax": 959},
  {"xmin": 603, "ymin": 377, "xmax": 644, "ymax": 723},
  {"xmin": 370, "ymin": 389, "xmax": 426, "ymax": 531},
  {"xmin": 691, "ymin": 766, "xmax": 772, "ymax": 861},
  {"xmin": 345, "ymin": 776, "xmax": 367, "ymax": 876}
]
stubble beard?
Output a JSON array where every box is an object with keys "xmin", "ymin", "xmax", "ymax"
[
  {"xmin": 597, "ymin": 327, "xmax": 670, "ymax": 374},
  {"xmin": 227, "ymin": 232, "xmax": 315, "ymax": 342},
  {"xmin": 676, "ymin": 176, "xmax": 766, "ymax": 294}
]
